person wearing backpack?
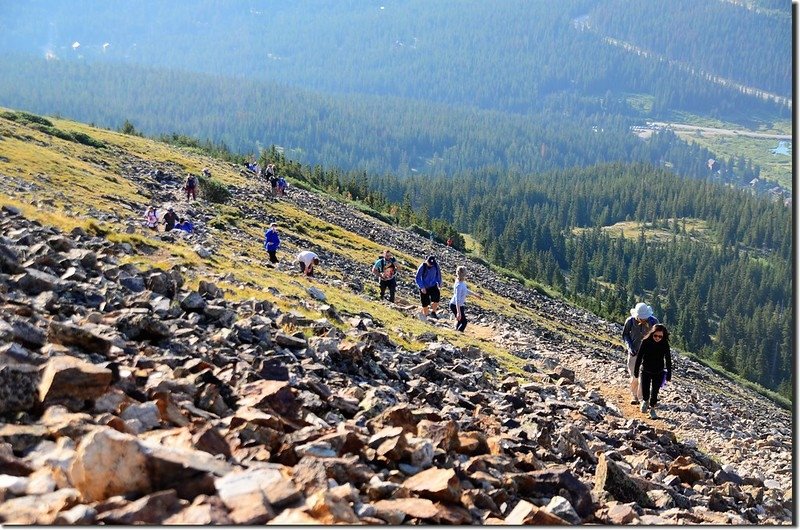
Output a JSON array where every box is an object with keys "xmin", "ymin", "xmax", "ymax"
[
  {"xmin": 145, "ymin": 206, "xmax": 159, "ymax": 231},
  {"xmin": 264, "ymin": 223, "xmax": 280, "ymax": 264},
  {"xmin": 415, "ymin": 255, "xmax": 442, "ymax": 320},
  {"xmin": 622, "ymin": 302, "xmax": 659, "ymax": 404},
  {"xmin": 372, "ymin": 249, "xmax": 398, "ymax": 303},
  {"xmin": 277, "ymin": 176, "xmax": 287, "ymax": 196},
  {"xmin": 185, "ymin": 173, "xmax": 198, "ymax": 201},
  {"xmin": 634, "ymin": 324, "xmax": 673, "ymax": 419}
]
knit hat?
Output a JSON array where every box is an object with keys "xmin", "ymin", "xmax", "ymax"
[
  {"xmin": 630, "ymin": 302, "xmax": 653, "ymax": 319},
  {"xmin": 426, "ymin": 255, "xmax": 437, "ymax": 265}
]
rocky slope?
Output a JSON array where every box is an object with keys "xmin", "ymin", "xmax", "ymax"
[{"xmin": 0, "ymin": 113, "xmax": 793, "ymax": 524}]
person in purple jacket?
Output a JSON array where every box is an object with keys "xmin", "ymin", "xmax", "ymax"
[{"xmin": 415, "ymin": 255, "xmax": 442, "ymax": 320}]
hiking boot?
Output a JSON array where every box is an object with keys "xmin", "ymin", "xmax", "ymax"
[
  {"xmin": 418, "ymin": 313, "xmax": 428, "ymax": 322},
  {"xmin": 640, "ymin": 401, "xmax": 648, "ymax": 413},
  {"xmin": 649, "ymin": 407, "xmax": 657, "ymax": 419},
  {"xmin": 428, "ymin": 311, "xmax": 439, "ymax": 319},
  {"xmin": 630, "ymin": 398, "xmax": 639, "ymax": 405}
]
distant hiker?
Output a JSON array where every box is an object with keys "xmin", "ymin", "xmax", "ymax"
[
  {"xmin": 202, "ymin": 167, "xmax": 211, "ymax": 178},
  {"xmin": 449, "ymin": 265, "xmax": 481, "ymax": 332},
  {"xmin": 163, "ymin": 207, "xmax": 179, "ymax": 231},
  {"xmin": 266, "ymin": 164, "xmax": 278, "ymax": 194},
  {"xmin": 415, "ymin": 255, "xmax": 442, "ymax": 319},
  {"xmin": 277, "ymin": 176, "xmax": 287, "ymax": 196},
  {"xmin": 634, "ymin": 324, "xmax": 672, "ymax": 419},
  {"xmin": 297, "ymin": 250, "xmax": 320, "ymax": 277},
  {"xmin": 372, "ymin": 249, "xmax": 398, "ymax": 303},
  {"xmin": 185, "ymin": 173, "xmax": 198, "ymax": 201},
  {"xmin": 264, "ymin": 222, "xmax": 280, "ymax": 264},
  {"xmin": 622, "ymin": 302, "xmax": 659, "ymax": 404},
  {"xmin": 177, "ymin": 218, "xmax": 193, "ymax": 233},
  {"xmin": 145, "ymin": 207, "xmax": 159, "ymax": 231},
  {"xmin": 246, "ymin": 161, "xmax": 258, "ymax": 173},
  {"xmin": 446, "ymin": 237, "xmax": 453, "ymax": 247}
]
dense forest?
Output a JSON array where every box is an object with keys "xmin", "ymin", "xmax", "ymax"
[
  {"xmin": 584, "ymin": 0, "xmax": 791, "ymax": 97},
  {"xmin": 0, "ymin": 56, "xmax": 772, "ymax": 190},
  {"xmin": 0, "ymin": 1, "xmax": 790, "ymax": 122}
]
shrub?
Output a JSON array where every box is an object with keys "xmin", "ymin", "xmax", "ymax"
[{"xmin": 198, "ymin": 174, "xmax": 231, "ymax": 204}]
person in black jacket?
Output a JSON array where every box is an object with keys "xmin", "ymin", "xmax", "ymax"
[{"xmin": 634, "ymin": 324, "xmax": 672, "ymax": 419}]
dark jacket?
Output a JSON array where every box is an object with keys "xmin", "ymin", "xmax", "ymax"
[{"xmin": 634, "ymin": 337, "xmax": 673, "ymax": 377}]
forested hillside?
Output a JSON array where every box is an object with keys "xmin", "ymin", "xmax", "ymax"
[{"xmin": 265, "ymin": 153, "xmax": 792, "ymax": 398}]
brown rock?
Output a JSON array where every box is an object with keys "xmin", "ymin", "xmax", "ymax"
[
  {"xmin": 193, "ymin": 425, "xmax": 232, "ymax": 457},
  {"xmin": 47, "ymin": 321, "xmax": 113, "ymax": 355},
  {"xmin": 372, "ymin": 404, "xmax": 418, "ymax": 434},
  {"xmin": 373, "ymin": 497, "xmax": 439, "ymax": 522},
  {"xmin": 38, "ymin": 356, "xmax": 112, "ymax": 403},
  {"xmin": 306, "ymin": 490, "xmax": 359, "ymax": 524},
  {"xmin": 163, "ymin": 495, "xmax": 232, "ymax": 524},
  {"xmin": 667, "ymin": 455, "xmax": 706, "ymax": 485},
  {"xmin": 433, "ymin": 502, "xmax": 474, "ymax": 524},
  {"xmin": 239, "ymin": 380, "xmax": 299, "ymax": 418},
  {"xmin": 403, "ymin": 467, "xmax": 462, "ymax": 503},
  {"xmin": 69, "ymin": 428, "xmax": 151, "ymax": 502},
  {"xmin": 505, "ymin": 499, "xmax": 568, "ymax": 525},
  {"xmin": 606, "ymin": 503, "xmax": 638, "ymax": 524},
  {"xmin": 0, "ymin": 488, "xmax": 81, "ymax": 524},
  {"xmin": 417, "ymin": 419, "xmax": 459, "ymax": 451},
  {"xmin": 457, "ymin": 431, "xmax": 488, "ymax": 455},
  {"xmin": 98, "ymin": 489, "xmax": 185, "ymax": 524}
]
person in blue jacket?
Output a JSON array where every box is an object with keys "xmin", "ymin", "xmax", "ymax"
[
  {"xmin": 415, "ymin": 255, "xmax": 442, "ymax": 320},
  {"xmin": 264, "ymin": 222, "xmax": 280, "ymax": 264}
]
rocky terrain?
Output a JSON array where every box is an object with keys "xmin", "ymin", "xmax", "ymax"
[{"xmin": 0, "ymin": 114, "xmax": 793, "ymax": 524}]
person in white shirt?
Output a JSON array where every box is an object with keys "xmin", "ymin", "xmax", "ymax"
[
  {"xmin": 449, "ymin": 265, "xmax": 481, "ymax": 332},
  {"xmin": 297, "ymin": 250, "xmax": 320, "ymax": 277}
]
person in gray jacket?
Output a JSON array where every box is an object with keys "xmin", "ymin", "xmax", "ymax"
[{"xmin": 622, "ymin": 302, "xmax": 659, "ymax": 404}]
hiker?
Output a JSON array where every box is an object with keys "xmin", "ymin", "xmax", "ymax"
[
  {"xmin": 415, "ymin": 255, "xmax": 442, "ymax": 319},
  {"xmin": 145, "ymin": 206, "xmax": 159, "ymax": 231},
  {"xmin": 264, "ymin": 222, "xmax": 280, "ymax": 264},
  {"xmin": 449, "ymin": 265, "xmax": 481, "ymax": 332},
  {"xmin": 266, "ymin": 164, "xmax": 278, "ymax": 194},
  {"xmin": 622, "ymin": 302, "xmax": 659, "ymax": 404},
  {"xmin": 297, "ymin": 250, "xmax": 320, "ymax": 277},
  {"xmin": 176, "ymin": 218, "xmax": 193, "ymax": 233},
  {"xmin": 446, "ymin": 237, "xmax": 453, "ymax": 247},
  {"xmin": 202, "ymin": 167, "xmax": 211, "ymax": 178},
  {"xmin": 163, "ymin": 207, "xmax": 179, "ymax": 231},
  {"xmin": 634, "ymin": 324, "xmax": 673, "ymax": 419},
  {"xmin": 277, "ymin": 176, "xmax": 287, "ymax": 196},
  {"xmin": 185, "ymin": 173, "xmax": 198, "ymax": 201},
  {"xmin": 372, "ymin": 249, "xmax": 398, "ymax": 303}
]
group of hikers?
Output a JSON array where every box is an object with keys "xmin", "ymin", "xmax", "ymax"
[
  {"xmin": 246, "ymin": 161, "xmax": 287, "ymax": 196},
  {"xmin": 144, "ymin": 206, "xmax": 194, "ymax": 233},
  {"xmin": 622, "ymin": 302, "xmax": 673, "ymax": 419},
  {"xmin": 263, "ymin": 226, "xmax": 481, "ymax": 333}
]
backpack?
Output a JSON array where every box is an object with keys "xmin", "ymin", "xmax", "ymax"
[{"xmin": 187, "ymin": 175, "xmax": 197, "ymax": 188}]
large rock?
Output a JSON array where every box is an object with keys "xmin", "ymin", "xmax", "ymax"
[
  {"xmin": 69, "ymin": 428, "xmax": 152, "ymax": 502},
  {"xmin": 593, "ymin": 453, "xmax": 652, "ymax": 508},
  {"xmin": 70, "ymin": 427, "xmax": 233, "ymax": 502},
  {"xmin": 416, "ymin": 419, "xmax": 459, "ymax": 451},
  {"xmin": 373, "ymin": 498, "xmax": 439, "ymax": 523},
  {"xmin": 14, "ymin": 268, "xmax": 66, "ymax": 295},
  {"xmin": 38, "ymin": 356, "xmax": 113, "ymax": 403},
  {"xmin": 402, "ymin": 467, "xmax": 461, "ymax": 504},
  {"xmin": 508, "ymin": 467, "xmax": 594, "ymax": 519},
  {"xmin": 47, "ymin": 321, "xmax": 113, "ymax": 355},
  {"xmin": 238, "ymin": 380, "xmax": 299, "ymax": 418},
  {"xmin": 667, "ymin": 455, "xmax": 706, "ymax": 485},
  {"xmin": 505, "ymin": 499, "xmax": 568, "ymax": 525}
]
